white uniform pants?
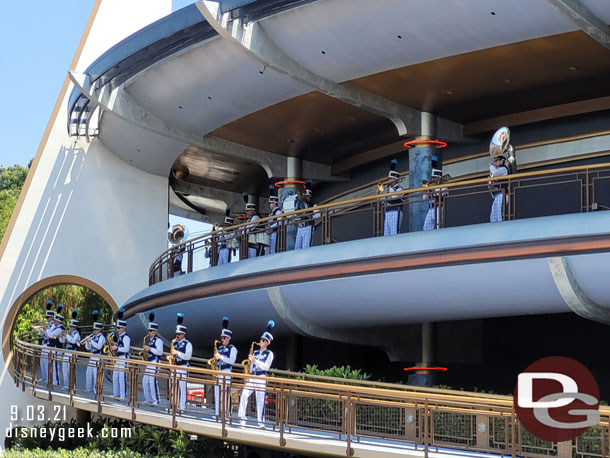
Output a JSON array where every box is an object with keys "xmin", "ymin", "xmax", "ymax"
[
  {"xmin": 49, "ymin": 350, "xmax": 61, "ymax": 385},
  {"xmin": 248, "ymin": 247, "xmax": 257, "ymax": 259},
  {"xmin": 40, "ymin": 348, "xmax": 49, "ymax": 381},
  {"xmin": 214, "ymin": 371, "xmax": 232, "ymax": 416},
  {"xmin": 384, "ymin": 210, "xmax": 402, "ymax": 236},
  {"xmin": 86, "ymin": 356, "xmax": 100, "ymax": 393},
  {"xmin": 143, "ymin": 364, "xmax": 160, "ymax": 404},
  {"xmin": 113, "ymin": 357, "xmax": 129, "ymax": 398},
  {"xmin": 238, "ymin": 378, "xmax": 267, "ymax": 426},
  {"xmin": 295, "ymin": 225, "xmax": 312, "ymax": 250},
  {"xmin": 423, "ymin": 207, "xmax": 443, "ymax": 231},
  {"xmin": 218, "ymin": 248, "xmax": 230, "ymax": 265},
  {"xmin": 62, "ymin": 353, "xmax": 75, "ymax": 388},
  {"xmin": 269, "ymin": 232, "xmax": 277, "ymax": 254},
  {"xmin": 491, "ymin": 192, "xmax": 504, "ymax": 222},
  {"xmin": 173, "ymin": 367, "xmax": 188, "ymax": 410}
]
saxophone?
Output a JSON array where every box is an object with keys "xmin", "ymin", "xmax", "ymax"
[
  {"xmin": 207, "ymin": 339, "xmax": 220, "ymax": 370},
  {"xmin": 139, "ymin": 335, "xmax": 149, "ymax": 361},
  {"xmin": 167, "ymin": 336, "xmax": 177, "ymax": 365},
  {"xmin": 241, "ymin": 341, "xmax": 260, "ymax": 374}
]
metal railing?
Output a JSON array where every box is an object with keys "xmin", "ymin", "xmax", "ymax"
[
  {"xmin": 150, "ymin": 163, "xmax": 610, "ymax": 285},
  {"xmin": 13, "ymin": 335, "xmax": 610, "ymax": 457}
]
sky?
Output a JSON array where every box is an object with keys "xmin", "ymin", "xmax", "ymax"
[
  {"xmin": 0, "ymin": 0, "xmax": 210, "ymax": 235},
  {"xmin": 0, "ymin": 0, "xmax": 195, "ymax": 168}
]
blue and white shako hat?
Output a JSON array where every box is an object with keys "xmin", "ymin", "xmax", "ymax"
[
  {"xmin": 147, "ymin": 312, "xmax": 158, "ymax": 331},
  {"xmin": 116, "ymin": 307, "xmax": 127, "ymax": 328},
  {"xmin": 54, "ymin": 304, "xmax": 65, "ymax": 322},
  {"xmin": 223, "ymin": 208, "xmax": 234, "ymax": 226},
  {"xmin": 388, "ymin": 159, "xmax": 400, "ymax": 180},
  {"xmin": 268, "ymin": 185, "xmax": 279, "ymax": 204},
  {"xmin": 69, "ymin": 309, "xmax": 79, "ymax": 327},
  {"xmin": 260, "ymin": 320, "xmax": 275, "ymax": 343},
  {"xmin": 175, "ymin": 313, "xmax": 186, "ymax": 334},
  {"xmin": 92, "ymin": 310, "xmax": 103, "ymax": 330},
  {"xmin": 220, "ymin": 316, "xmax": 232, "ymax": 338},
  {"xmin": 243, "ymin": 192, "xmax": 257, "ymax": 211},
  {"xmin": 304, "ymin": 180, "xmax": 313, "ymax": 197},
  {"xmin": 46, "ymin": 300, "xmax": 55, "ymax": 318},
  {"xmin": 431, "ymin": 155, "xmax": 442, "ymax": 178}
]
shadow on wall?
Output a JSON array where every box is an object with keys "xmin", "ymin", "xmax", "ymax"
[{"xmin": 4, "ymin": 144, "xmax": 86, "ymax": 305}]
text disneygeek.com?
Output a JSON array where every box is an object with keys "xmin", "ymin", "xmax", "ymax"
[{"xmin": 5, "ymin": 423, "xmax": 132, "ymax": 441}]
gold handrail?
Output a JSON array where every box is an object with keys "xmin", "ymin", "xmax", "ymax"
[{"xmin": 151, "ymin": 161, "xmax": 610, "ymax": 276}]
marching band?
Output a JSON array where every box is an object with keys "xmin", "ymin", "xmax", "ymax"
[{"xmin": 30, "ymin": 307, "xmax": 277, "ymax": 426}]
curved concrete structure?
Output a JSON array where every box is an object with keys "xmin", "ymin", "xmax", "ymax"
[{"xmin": 122, "ymin": 211, "xmax": 610, "ymax": 352}]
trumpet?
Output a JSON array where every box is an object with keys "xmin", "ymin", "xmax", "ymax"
[
  {"xmin": 241, "ymin": 341, "xmax": 260, "ymax": 374},
  {"xmin": 30, "ymin": 321, "xmax": 48, "ymax": 331},
  {"xmin": 78, "ymin": 333, "xmax": 95, "ymax": 346},
  {"xmin": 207, "ymin": 340, "xmax": 220, "ymax": 370}
]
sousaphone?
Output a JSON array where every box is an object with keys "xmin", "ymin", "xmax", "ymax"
[
  {"xmin": 167, "ymin": 224, "xmax": 189, "ymax": 245},
  {"xmin": 489, "ymin": 127, "xmax": 517, "ymax": 174}
]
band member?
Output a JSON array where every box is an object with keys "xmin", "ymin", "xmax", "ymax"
[
  {"xmin": 214, "ymin": 316, "xmax": 237, "ymax": 416},
  {"xmin": 378, "ymin": 159, "xmax": 404, "ymax": 236},
  {"xmin": 38, "ymin": 300, "xmax": 55, "ymax": 382},
  {"xmin": 295, "ymin": 181, "xmax": 315, "ymax": 250},
  {"xmin": 60, "ymin": 309, "xmax": 80, "ymax": 389},
  {"xmin": 238, "ymin": 320, "xmax": 275, "ymax": 428},
  {"xmin": 170, "ymin": 313, "xmax": 192, "ymax": 411},
  {"xmin": 143, "ymin": 320, "xmax": 164, "ymax": 405},
  {"xmin": 219, "ymin": 208, "xmax": 236, "ymax": 265},
  {"xmin": 85, "ymin": 311, "xmax": 106, "ymax": 394},
  {"xmin": 45, "ymin": 305, "xmax": 65, "ymax": 386},
  {"xmin": 490, "ymin": 155, "xmax": 509, "ymax": 222},
  {"xmin": 111, "ymin": 308, "xmax": 130, "ymax": 399},
  {"xmin": 243, "ymin": 193, "xmax": 262, "ymax": 258},
  {"xmin": 423, "ymin": 157, "xmax": 448, "ymax": 231},
  {"xmin": 268, "ymin": 186, "xmax": 283, "ymax": 254}
]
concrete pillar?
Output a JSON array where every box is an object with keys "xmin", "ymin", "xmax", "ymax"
[
  {"xmin": 279, "ymin": 157, "xmax": 303, "ymax": 251},
  {"xmin": 408, "ymin": 112, "xmax": 436, "ymax": 233},
  {"xmin": 407, "ymin": 322, "xmax": 436, "ymax": 387}
]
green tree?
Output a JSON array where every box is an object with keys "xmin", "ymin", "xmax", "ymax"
[{"xmin": 0, "ymin": 164, "xmax": 29, "ymax": 242}]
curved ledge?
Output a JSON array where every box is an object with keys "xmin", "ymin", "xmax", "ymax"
[{"xmin": 548, "ymin": 256, "xmax": 610, "ymax": 324}]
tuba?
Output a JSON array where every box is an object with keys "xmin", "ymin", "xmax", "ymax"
[
  {"xmin": 489, "ymin": 127, "xmax": 517, "ymax": 174},
  {"xmin": 207, "ymin": 340, "xmax": 220, "ymax": 370},
  {"xmin": 168, "ymin": 224, "xmax": 189, "ymax": 245},
  {"xmin": 241, "ymin": 341, "xmax": 260, "ymax": 374}
]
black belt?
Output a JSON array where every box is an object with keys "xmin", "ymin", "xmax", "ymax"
[
  {"xmin": 91, "ymin": 350, "xmax": 101, "ymax": 355},
  {"xmin": 175, "ymin": 361, "xmax": 189, "ymax": 366},
  {"xmin": 117, "ymin": 352, "xmax": 129, "ymax": 356},
  {"xmin": 219, "ymin": 244, "xmax": 227, "ymax": 249}
]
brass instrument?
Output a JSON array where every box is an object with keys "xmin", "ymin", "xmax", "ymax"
[
  {"xmin": 78, "ymin": 332, "xmax": 95, "ymax": 346},
  {"xmin": 103, "ymin": 331, "xmax": 116, "ymax": 357},
  {"xmin": 489, "ymin": 127, "xmax": 517, "ymax": 174},
  {"xmin": 30, "ymin": 321, "xmax": 47, "ymax": 331},
  {"xmin": 167, "ymin": 336, "xmax": 177, "ymax": 365},
  {"xmin": 207, "ymin": 339, "xmax": 220, "ymax": 370},
  {"xmin": 167, "ymin": 312, "xmax": 184, "ymax": 365},
  {"xmin": 241, "ymin": 341, "xmax": 260, "ymax": 374},
  {"xmin": 422, "ymin": 174, "xmax": 452, "ymax": 187},
  {"xmin": 139, "ymin": 335, "xmax": 149, "ymax": 361}
]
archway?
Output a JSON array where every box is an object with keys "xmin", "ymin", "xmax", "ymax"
[{"xmin": 2, "ymin": 275, "xmax": 118, "ymax": 366}]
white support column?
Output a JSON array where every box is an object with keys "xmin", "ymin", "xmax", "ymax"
[{"xmin": 0, "ymin": 0, "xmax": 171, "ymax": 439}]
